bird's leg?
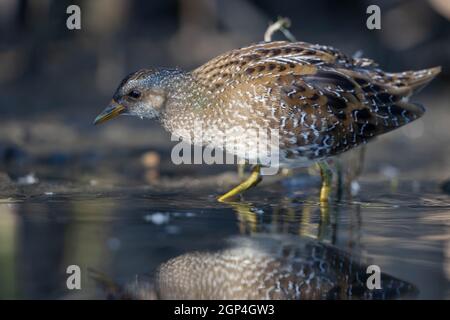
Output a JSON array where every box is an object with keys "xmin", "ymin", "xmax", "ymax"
[
  {"xmin": 318, "ymin": 162, "xmax": 333, "ymax": 204},
  {"xmin": 228, "ymin": 201, "xmax": 258, "ymax": 234},
  {"xmin": 299, "ymin": 203, "xmax": 312, "ymax": 238},
  {"xmin": 218, "ymin": 165, "xmax": 262, "ymax": 202}
]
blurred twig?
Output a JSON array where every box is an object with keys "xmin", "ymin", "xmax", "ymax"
[{"xmin": 264, "ymin": 17, "xmax": 297, "ymax": 42}]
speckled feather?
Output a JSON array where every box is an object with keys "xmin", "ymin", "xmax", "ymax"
[
  {"xmin": 120, "ymin": 41, "xmax": 440, "ymax": 166},
  {"xmin": 190, "ymin": 41, "xmax": 439, "ymax": 161}
]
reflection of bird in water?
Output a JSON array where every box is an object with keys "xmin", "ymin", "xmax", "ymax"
[
  {"xmin": 155, "ymin": 236, "xmax": 417, "ymax": 300},
  {"xmin": 94, "ymin": 235, "xmax": 417, "ymax": 300}
]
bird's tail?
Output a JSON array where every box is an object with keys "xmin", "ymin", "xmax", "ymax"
[{"xmin": 385, "ymin": 66, "xmax": 441, "ymax": 94}]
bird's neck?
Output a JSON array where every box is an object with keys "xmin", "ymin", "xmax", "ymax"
[
  {"xmin": 164, "ymin": 70, "xmax": 213, "ymax": 109},
  {"xmin": 159, "ymin": 70, "xmax": 217, "ymax": 142}
]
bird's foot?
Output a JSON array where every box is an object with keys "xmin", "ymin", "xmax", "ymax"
[
  {"xmin": 218, "ymin": 165, "xmax": 262, "ymax": 202},
  {"xmin": 318, "ymin": 162, "xmax": 333, "ymax": 204}
]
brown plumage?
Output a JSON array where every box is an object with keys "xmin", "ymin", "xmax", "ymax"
[
  {"xmin": 94, "ymin": 40, "xmax": 440, "ymax": 200},
  {"xmin": 95, "ymin": 40, "xmax": 440, "ymax": 166},
  {"xmin": 190, "ymin": 41, "xmax": 440, "ymax": 162}
]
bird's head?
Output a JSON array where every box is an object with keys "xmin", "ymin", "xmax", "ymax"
[{"xmin": 94, "ymin": 68, "xmax": 182, "ymax": 125}]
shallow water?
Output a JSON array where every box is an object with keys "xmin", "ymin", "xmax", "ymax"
[{"xmin": 0, "ymin": 178, "xmax": 449, "ymax": 299}]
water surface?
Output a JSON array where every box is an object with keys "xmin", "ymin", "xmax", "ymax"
[{"xmin": 1, "ymin": 178, "xmax": 449, "ymax": 299}]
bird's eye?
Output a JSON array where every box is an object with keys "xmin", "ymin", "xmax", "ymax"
[{"xmin": 128, "ymin": 90, "xmax": 141, "ymax": 99}]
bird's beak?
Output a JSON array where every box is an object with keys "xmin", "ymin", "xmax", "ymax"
[{"xmin": 93, "ymin": 100, "xmax": 126, "ymax": 125}]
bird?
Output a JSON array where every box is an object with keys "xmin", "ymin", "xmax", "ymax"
[
  {"xmin": 92, "ymin": 235, "xmax": 419, "ymax": 300},
  {"xmin": 93, "ymin": 40, "xmax": 440, "ymax": 202}
]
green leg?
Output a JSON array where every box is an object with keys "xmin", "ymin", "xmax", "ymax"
[
  {"xmin": 318, "ymin": 162, "xmax": 333, "ymax": 204},
  {"xmin": 218, "ymin": 165, "xmax": 262, "ymax": 202}
]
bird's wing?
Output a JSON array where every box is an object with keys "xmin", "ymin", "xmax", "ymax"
[{"xmin": 274, "ymin": 65, "xmax": 428, "ymax": 159}]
